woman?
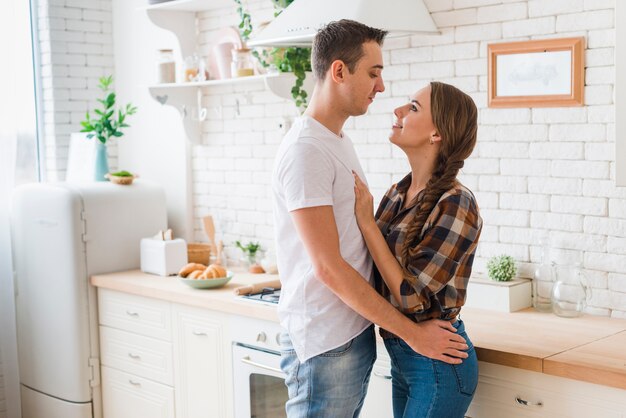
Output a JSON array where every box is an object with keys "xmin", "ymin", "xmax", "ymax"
[{"xmin": 353, "ymin": 81, "xmax": 482, "ymax": 418}]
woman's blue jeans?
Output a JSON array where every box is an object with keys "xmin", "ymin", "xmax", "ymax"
[{"xmin": 383, "ymin": 319, "xmax": 478, "ymax": 418}]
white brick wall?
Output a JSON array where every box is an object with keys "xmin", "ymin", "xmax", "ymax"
[
  {"xmin": 37, "ymin": 0, "xmax": 115, "ymax": 181},
  {"xmin": 187, "ymin": 0, "xmax": 624, "ymax": 317}
]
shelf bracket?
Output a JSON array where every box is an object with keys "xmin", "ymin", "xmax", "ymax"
[{"xmin": 149, "ymin": 86, "xmax": 203, "ymax": 144}]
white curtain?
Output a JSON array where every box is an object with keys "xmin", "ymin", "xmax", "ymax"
[{"xmin": 0, "ymin": 1, "xmax": 41, "ymax": 417}]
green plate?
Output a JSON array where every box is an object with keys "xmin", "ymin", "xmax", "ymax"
[{"xmin": 180, "ymin": 271, "xmax": 233, "ymax": 289}]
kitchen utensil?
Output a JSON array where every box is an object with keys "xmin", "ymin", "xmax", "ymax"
[
  {"xmin": 215, "ymin": 240, "xmax": 224, "ymax": 265},
  {"xmin": 202, "ymin": 215, "xmax": 217, "ymax": 255},
  {"xmin": 180, "ymin": 271, "xmax": 233, "ymax": 289},
  {"xmin": 234, "ymin": 279, "xmax": 281, "ymax": 296}
]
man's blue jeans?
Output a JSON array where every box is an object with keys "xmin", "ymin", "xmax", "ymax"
[
  {"xmin": 383, "ymin": 319, "xmax": 478, "ymax": 418},
  {"xmin": 279, "ymin": 325, "xmax": 377, "ymax": 418}
]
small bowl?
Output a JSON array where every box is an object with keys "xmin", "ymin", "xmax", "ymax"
[
  {"xmin": 180, "ymin": 271, "xmax": 233, "ymax": 289},
  {"xmin": 105, "ymin": 173, "xmax": 138, "ymax": 185}
]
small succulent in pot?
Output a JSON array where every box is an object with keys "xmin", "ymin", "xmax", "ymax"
[{"xmin": 486, "ymin": 255, "xmax": 517, "ymax": 282}]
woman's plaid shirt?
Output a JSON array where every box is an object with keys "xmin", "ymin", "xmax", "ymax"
[{"xmin": 374, "ymin": 174, "xmax": 482, "ymax": 333}]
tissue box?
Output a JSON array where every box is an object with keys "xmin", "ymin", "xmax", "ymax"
[{"xmin": 140, "ymin": 238, "xmax": 188, "ymax": 276}]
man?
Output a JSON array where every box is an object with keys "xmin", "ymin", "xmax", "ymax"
[{"xmin": 272, "ymin": 20, "xmax": 469, "ymax": 417}]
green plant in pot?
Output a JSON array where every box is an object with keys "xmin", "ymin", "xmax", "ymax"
[
  {"xmin": 235, "ymin": 240, "xmax": 263, "ymax": 272},
  {"xmin": 233, "ymin": 0, "xmax": 312, "ymax": 110},
  {"xmin": 80, "ymin": 75, "xmax": 137, "ymax": 181},
  {"xmin": 486, "ymin": 255, "xmax": 517, "ymax": 282}
]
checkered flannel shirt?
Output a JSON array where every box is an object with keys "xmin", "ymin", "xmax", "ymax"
[{"xmin": 374, "ymin": 174, "xmax": 482, "ymax": 335}]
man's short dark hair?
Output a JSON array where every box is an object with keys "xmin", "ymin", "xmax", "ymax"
[{"xmin": 312, "ymin": 19, "xmax": 388, "ymax": 80}]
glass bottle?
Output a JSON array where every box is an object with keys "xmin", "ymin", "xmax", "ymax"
[
  {"xmin": 532, "ymin": 232, "xmax": 554, "ymax": 312},
  {"xmin": 156, "ymin": 49, "xmax": 175, "ymax": 83},
  {"xmin": 184, "ymin": 54, "xmax": 200, "ymax": 82},
  {"xmin": 231, "ymin": 48, "xmax": 254, "ymax": 77},
  {"xmin": 551, "ymin": 262, "xmax": 591, "ymax": 318}
]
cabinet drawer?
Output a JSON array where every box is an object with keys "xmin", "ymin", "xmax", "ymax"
[
  {"xmin": 100, "ymin": 326, "xmax": 173, "ymax": 386},
  {"xmin": 472, "ymin": 374, "xmax": 622, "ymax": 418},
  {"xmin": 101, "ymin": 366, "xmax": 174, "ymax": 418},
  {"xmin": 98, "ymin": 289, "xmax": 171, "ymax": 340}
]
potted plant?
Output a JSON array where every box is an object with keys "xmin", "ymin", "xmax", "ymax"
[
  {"xmin": 487, "ymin": 255, "xmax": 517, "ymax": 282},
  {"xmin": 79, "ymin": 75, "xmax": 137, "ymax": 181},
  {"xmin": 104, "ymin": 170, "xmax": 138, "ymax": 185},
  {"xmin": 233, "ymin": 0, "xmax": 312, "ymax": 110},
  {"xmin": 235, "ymin": 240, "xmax": 265, "ymax": 273}
]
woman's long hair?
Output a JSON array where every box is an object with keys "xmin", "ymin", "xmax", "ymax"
[{"xmin": 400, "ymin": 81, "xmax": 478, "ymax": 268}]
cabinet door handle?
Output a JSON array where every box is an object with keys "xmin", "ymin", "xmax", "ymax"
[
  {"xmin": 126, "ymin": 310, "xmax": 139, "ymax": 317},
  {"xmin": 193, "ymin": 330, "xmax": 207, "ymax": 336},
  {"xmin": 128, "ymin": 352, "xmax": 141, "ymax": 360},
  {"xmin": 373, "ymin": 371, "xmax": 392, "ymax": 380},
  {"xmin": 128, "ymin": 379, "xmax": 141, "ymax": 386},
  {"xmin": 241, "ymin": 356, "xmax": 282, "ymax": 374},
  {"xmin": 515, "ymin": 396, "xmax": 543, "ymax": 407}
]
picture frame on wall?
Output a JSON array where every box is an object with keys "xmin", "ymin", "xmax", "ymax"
[{"xmin": 487, "ymin": 37, "xmax": 585, "ymax": 108}]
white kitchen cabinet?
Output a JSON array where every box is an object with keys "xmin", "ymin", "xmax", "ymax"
[
  {"xmin": 101, "ymin": 366, "xmax": 175, "ymax": 418},
  {"xmin": 466, "ymin": 362, "xmax": 626, "ymax": 418},
  {"xmin": 98, "ymin": 290, "xmax": 175, "ymax": 418},
  {"xmin": 98, "ymin": 290, "xmax": 235, "ymax": 418},
  {"xmin": 172, "ymin": 304, "xmax": 233, "ymax": 418},
  {"xmin": 361, "ymin": 343, "xmax": 393, "ymax": 418}
]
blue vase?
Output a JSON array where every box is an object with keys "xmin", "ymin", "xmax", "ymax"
[{"xmin": 94, "ymin": 141, "xmax": 109, "ymax": 181}]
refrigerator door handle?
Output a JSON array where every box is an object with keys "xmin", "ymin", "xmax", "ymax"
[{"xmin": 89, "ymin": 357, "xmax": 101, "ymax": 387}]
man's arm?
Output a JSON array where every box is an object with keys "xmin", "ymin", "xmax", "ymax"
[{"xmin": 290, "ymin": 205, "xmax": 469, "ymax": 363}]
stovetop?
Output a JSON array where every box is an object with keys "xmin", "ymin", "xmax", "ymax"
[{"xmin": 239, "ymin": 288, "xmax": 281, "ymax": 305}]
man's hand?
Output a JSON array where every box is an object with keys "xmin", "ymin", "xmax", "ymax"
[{"xmin": 403, "ymin": 320, "xmax": 469, "ymax": 364}]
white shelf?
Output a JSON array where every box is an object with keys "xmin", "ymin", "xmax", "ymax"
[
  {"xmin": 148, "ymin": 72, "xmax": 314, "ymax": 144},
  {"xmin": 148, "ymin": 74, "xmax": 274, "ymax": 90},
  {"xmin": 143, "ymin": 0, "xmax": 233, "ymax": 12},
  {"xmin": 143, "ymin": 1, "xmax": 315, "ymax": 143}
]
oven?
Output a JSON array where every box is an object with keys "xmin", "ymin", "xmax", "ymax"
[{"xmin": 231, "ymin": 314, "xmax": 288, "ymax": 418}]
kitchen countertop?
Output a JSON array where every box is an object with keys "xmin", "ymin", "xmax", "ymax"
[{"xmin": 91, "ymin": 270, "xmax": 626, "ymax": 391}]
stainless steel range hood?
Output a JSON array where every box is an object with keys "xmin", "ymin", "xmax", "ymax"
[{"xmin": 248, "ymin": 0, "xmax": 438, "ymax": 47}]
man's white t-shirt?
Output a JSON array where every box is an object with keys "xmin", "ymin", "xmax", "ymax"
[{"xmin": 272, "ymin": 115, "xmax": 373, "ymax": 362}]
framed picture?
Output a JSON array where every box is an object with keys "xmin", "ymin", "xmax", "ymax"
[{"xmin": 488, "ymin": 37, "xmax": 585, "ymax": 108}]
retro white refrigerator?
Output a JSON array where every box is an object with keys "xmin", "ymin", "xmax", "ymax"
[{"xmin": 11, "ymin": 181, "xmax": 168, "ymax": 418}]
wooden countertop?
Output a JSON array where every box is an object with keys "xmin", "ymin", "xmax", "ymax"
[
  {"xmin": 91, "ymin": 270, "xmax": 626, "ymax": 391},
  {"xmin": 91, "ymin": 269, "xmax": 280, "ymax": 322}
]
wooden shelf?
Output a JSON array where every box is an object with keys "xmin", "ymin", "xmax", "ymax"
[{"xmin": 143, "ymin": 0, "xmax": 233, "ymax": 12}]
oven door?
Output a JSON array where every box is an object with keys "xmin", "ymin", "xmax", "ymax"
[{"xmin": 232, "ymin": 343, "xmax": 288, "ymax": 418}]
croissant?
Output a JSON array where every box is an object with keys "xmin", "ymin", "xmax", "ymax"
[{"xmin": 178, "ymin": 263, "xmax": 207, "ymax": 278}]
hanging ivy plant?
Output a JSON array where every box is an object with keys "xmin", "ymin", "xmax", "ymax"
[{"xmin": 233, "ymin": 0, "xmax": 312, "ymax": 110}]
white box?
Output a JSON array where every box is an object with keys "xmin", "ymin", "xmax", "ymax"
[
  {"xmin": 140, "ymin": 238, "xmax": 188, "ymax": 276},
  {"xmin": 465, "ymin": 274, "xmax": 532, "ymax": 312}
]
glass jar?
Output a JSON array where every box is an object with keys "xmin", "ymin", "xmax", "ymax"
[
  {"xmin": 184, "ymin": 54, "xmax": 200, "ymax": 82},
  {"xmin": 532, "ymin": 232, "xmax": 554, "ymax": 312},
  {"xmin": 156, "ymin": 49, "xmax": 175, "ymax": 83},
  {"xmin": 260, "ymin": 249, "xmax": 278, "ymax": 274},
  {"xmin": 551, "ymin": 263, "xmax": 591, "ymax": 318},
  {"xmin": 231, "ymin": 48, "xmax": 254, "ymax": 77}
]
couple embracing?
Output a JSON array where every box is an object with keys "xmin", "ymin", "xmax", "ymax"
[{"xmin": 272, "ymin": 19, "xmax": 482, "ymax": 418}]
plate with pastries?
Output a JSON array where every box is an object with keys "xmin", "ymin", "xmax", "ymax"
[{"xmin": 178, "ymin": 263, "xmax": 233, "ymax": 289}]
